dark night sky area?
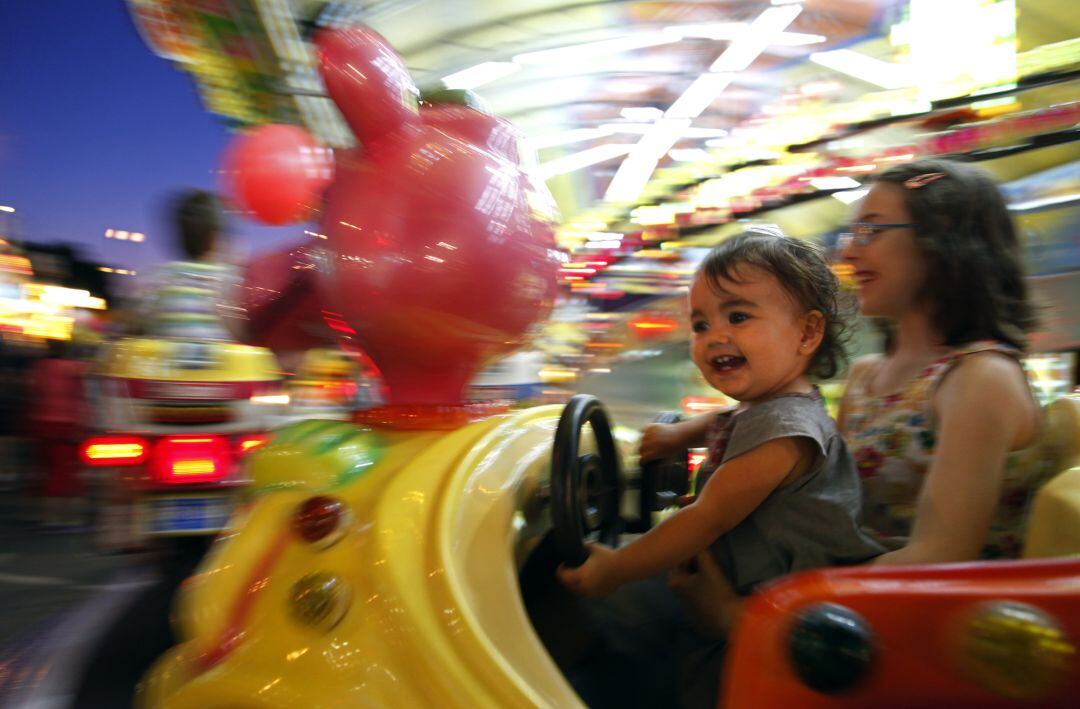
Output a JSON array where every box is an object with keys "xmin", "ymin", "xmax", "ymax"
[{"xmin": 0, "ymin": 1, "xmax": 300, "ymax": 280}]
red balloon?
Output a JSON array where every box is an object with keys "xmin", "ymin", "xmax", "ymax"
[
  {"xmin": 221, "ymin": 125, "xmax": 333, "ymax": 226},
  {"xmin": 313, "ymin": 28, "xmax": 560, "ymax": 407}
]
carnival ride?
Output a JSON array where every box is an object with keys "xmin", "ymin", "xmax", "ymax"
[
  {"xmin": 132, "ymin": 22, "xmax": 1080, "ymax": 709},
  {"xmin": 2, "ymin": 2, "xmax": 1079, "ymax": 706}
]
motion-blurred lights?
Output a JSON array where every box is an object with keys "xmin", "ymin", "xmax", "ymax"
[
  {"xmin": 809, "ymin": 177, "xmax": 862, "ymax": 191},
  {"xmin": 530, "ymin": 127, "xmax": 616, "ymax": 150},
  {"xmin": 665, "ymin": 73, "xmax": 734, "ymax": 119},
  {"xmin": 667, "ymin": 22, "xmax": 822, "ymax": 46},
  {"xmin": 1009, "ymin": 193, "xmax": 1080, "ymax": 212},
  {"xmin": 668, "ymin": 149, "xmax": 711, "ymax": 162},
  {"xmin": 105, "ymin": 229, "xmax": 144, "ymax": 242},
  {"xmin": 442, "ymin": 61, "xmax": 519, "ymax": 90},
  {"xmin": 513, "ymin": 31, "xmax": 681, "ymax": 66},
  {"xmin": 538, "ymin": 144, "xmax": 636, "ymax": 180},
  {"xmin": 801, "ymin": 80, "xmax": 843, "ymax": 96},
  {"xmin": 708, "ymin": 4, "xmax": 803, "ymax": 73},
  {"xmin": 539, "ymin": 367, "xmax": 577, "ymax": 383},
  {"xmin": 604, "ymin": 119, "xmax": 690, "ymax": 202},
  {"xmin": 0, "ymin": 206, "xmax": 14, "ymax": 213},
  {"xmin": 684, "ymin": 127, "xmax": 729, "ymax": 138},
  {"xmin": 810, "ymin": 49, "xmax": 912, "ymax": 89},
  {"xmin": 598, "ymin": 123, "xmax": 728, "ymax": 140},
  {"xmin": 621, "ymin": 107, "xmax": 664, "ymax": 121},
  {"xmin": 832, "ymin": 189, "xmax": 870, "ymax": 205}
]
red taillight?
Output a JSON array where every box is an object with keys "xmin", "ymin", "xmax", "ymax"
[
  {"xmin": 237, "ymin": 433, "xmax": 271, "ymax": 456},
  {"xmin": 152, "ymin": 435, "xmax": 232, "ymax": 484},
  {"xmin": 80, "ymin": 436, "xmax": 150, "ymax": 466},
  {"xmin": 293, "ymin": 496, "xmax": 349, "ymax": 547}
]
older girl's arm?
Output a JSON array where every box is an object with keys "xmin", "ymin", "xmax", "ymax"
[{"xmin": 873, "ymin": 353, "xmax": 1038, "ymax": 565}]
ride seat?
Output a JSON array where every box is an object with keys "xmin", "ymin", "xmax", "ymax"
[{"xmin": 1023, "ymin": 394, "xmax": 1080, "ymax": 558}]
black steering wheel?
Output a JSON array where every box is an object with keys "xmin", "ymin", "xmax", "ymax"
[
  {"xmin": 632, "ymin": 411, "xmax": 690, "ymax": 533},
  {"xmin": 550, "ymin": 395, "xmax": 623, "ymax": 567}
]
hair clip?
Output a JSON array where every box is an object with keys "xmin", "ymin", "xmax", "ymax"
[{"xmin": 904, "ymin": 172, "xmax": 946, "ymax": 189}]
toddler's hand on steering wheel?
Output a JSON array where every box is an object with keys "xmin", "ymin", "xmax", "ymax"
[
  {"xmin": 556, "ymin": 543, "xmax": 622, "ymax": 598},
  {"xmin": 639, "ymin": 423, "xmax": 680, "ymax": 463}
]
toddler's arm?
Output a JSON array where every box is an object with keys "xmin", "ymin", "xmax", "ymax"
[{"xmin": 558, "ymin": 435, "xmax": 814, "ymax": 597}]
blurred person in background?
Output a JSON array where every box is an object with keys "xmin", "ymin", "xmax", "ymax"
[
  {"xmin": 29, "ymin": 338, "xmax": 90, "ymax": 529},
  {"xmin": 138, "ymin": 189, "xmax": 239, "ymax": 342}
]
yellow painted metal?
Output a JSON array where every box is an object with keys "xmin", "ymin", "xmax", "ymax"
[
  {"xmin": 139, "ymin": 405, "xmax": 593, "ymax": 708},
  {"xmin": 99, "ymin": 337, "xmax": 280, "ymax": 381}
]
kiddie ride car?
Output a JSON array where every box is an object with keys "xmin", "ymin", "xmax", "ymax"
[
  {"xmin": 138, "ymin": 25, "xmax": 1079, "ymax": 709},
  {"xmin": 81, "ymin": 336, "xmax": 283, "ymax": 556}
]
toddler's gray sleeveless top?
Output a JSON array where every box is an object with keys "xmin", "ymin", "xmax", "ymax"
[{"xmin": 695, "ymin": 392, "xmax": 885, "ymax": 594}]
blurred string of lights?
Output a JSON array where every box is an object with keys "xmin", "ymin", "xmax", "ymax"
[
  {"xmin": 551, "ymin": 9, "xmax": 1080, "ymax": 305},
  {"xmin": 105, "ymin": 228, "xmax": 146, "ymax": 242}
]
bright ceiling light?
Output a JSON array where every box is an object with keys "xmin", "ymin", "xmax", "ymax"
[
  {"xmin": 809, "ymin": 177, "xmax": 862, "ymax": 190},
  {"xmin": 604, "ymin": 119, "xmax": 690, "ymax": 202},
  {"xmin": 809, "ymin": 49, "xmax": 911, "ymax": 89},
  {"xmin": 599, "ymin": 123, "xmax": 653, "ymax": 134},
  {"xmin": 800, "ymin": 79, "xmax": 843, "ymax": 95},
  {"xmin": 538, "ymin": 143, "xmax": 636, "ymax": 180},
  {"xmin": 669, "ymin": 22, "xmax": 822, "ymax": 46},
  {"xmin": 683, "ymin": 127, "xmax": 728, "ymax": 138},
  {"xmin": 664, "ymin": 73, "xmax": 734, "ymax": 119},
  {"xmin": 442, "ymin": 61, "xmax": 520, "ymax": 90},
  {"xmin": 766, "ymin": 32, "xmax": 825, "ymax": 46},
  {"xmin": 529, "ymin": 127, "xmax": 616, "ymax": 150},
  {"xmin": 621, "ymin": 107, "xmax": 664, "ymax": 121},
  {"xmin": 832, "ymin": 188, "xmax": 870, "ymax": 204},
  {"xmin": 600, "ymin": 123, "xmax": 729, "ymax": 140},
  {"xmin": 667, "ymin": 22, "xmax": 744, "ymax": 40},
  {"xmin": 668, "ymin": 149, "xmax": 711, "ymax": 162},
  {"xmin": 513, "ymin": 31, "xmax": 680, "ymax": 65},
  {"xmin": 709, "ymin": 4, "xmax": 803, "ymax": 73}
]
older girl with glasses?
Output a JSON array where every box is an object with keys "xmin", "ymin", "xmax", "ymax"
[{"xmin": 836, "ymin": 157, "xmax": 1045, "ymax": 564}]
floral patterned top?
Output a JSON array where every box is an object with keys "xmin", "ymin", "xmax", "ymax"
[{"xmin": 842, "ymin": 341, "xmax": 1050, "ymax": 559}]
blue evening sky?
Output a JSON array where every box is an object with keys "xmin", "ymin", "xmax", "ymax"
[{"xmin": 0, "ymin": 1, "xmax": 301, "ymax": 276}]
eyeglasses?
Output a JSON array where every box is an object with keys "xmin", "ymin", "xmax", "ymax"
[{"xmin": 837, "ymin": 222, "xmax": 917, "ymax": 249}]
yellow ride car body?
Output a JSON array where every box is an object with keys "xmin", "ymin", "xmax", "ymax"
[{"xmin": 141, "ymin": 405, "xmax": 633, "ymax": 707}]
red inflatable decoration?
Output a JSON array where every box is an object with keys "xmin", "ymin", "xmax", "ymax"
[
  {"xmin": 310, "ymin": 25, "xmax": 559, "ymax": 409},
  {"xmin": 221, "ymin": 124, "xmax": 333, "ymax": 225},
  {"xmin": 240, "ymin": 242, "xmax": 332, "ymax": 356}
]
